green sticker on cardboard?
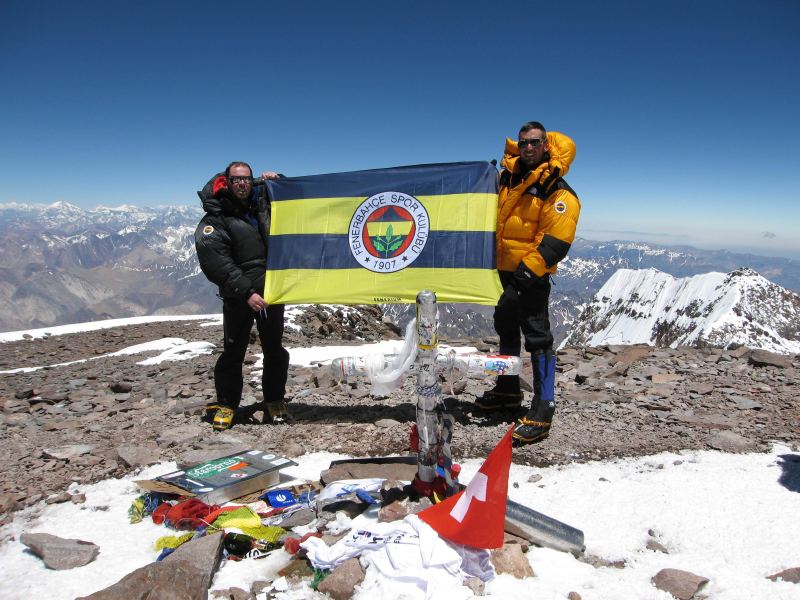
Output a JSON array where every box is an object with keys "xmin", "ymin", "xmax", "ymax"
[{"xmin": 187, "ymin": 456, "xmax": 243, "ymax": 478}]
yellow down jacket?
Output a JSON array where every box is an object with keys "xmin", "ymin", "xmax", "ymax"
[{"xmin": 496, "ymin": 131, "xmax": 581, "ymax": 276}]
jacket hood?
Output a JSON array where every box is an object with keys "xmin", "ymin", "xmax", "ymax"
[
  {"xmin": 197, "ymin": 173, "xmax": 227, "ymax": 215},
  {"xmin": 197, "ymin": 173, "xmax": 254, "ymax": 216},
  {"xmin": 500, "ymin": 131, "xmax": 576, "ymax": 176}
]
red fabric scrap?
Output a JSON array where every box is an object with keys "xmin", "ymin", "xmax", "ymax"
[
  {"xmin": 284, "ymin": 532, "xmax": 322, "ymax": 555},
  {"xmin": 159, "ymin": 498, "xmax": 219, "ymax": 530},
  {"xmin": 151, "ymin": 502, "xmax": 173, "ymax": 525}
]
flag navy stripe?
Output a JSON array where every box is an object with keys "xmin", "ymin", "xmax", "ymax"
[
  {"xmin": 266, "ymin": 161, "xmax": 497, "ymax": 202},
  {"xmin": 268, "ymin": 231, "xmax": 496, "ymax": 270}
]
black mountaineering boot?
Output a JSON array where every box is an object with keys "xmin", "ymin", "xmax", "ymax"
[
  {"xmin": 476, "ymin": 375, "xmax": 523, "ymax": 410},
  {"xmin": 513, "ymin": 405, "xmax": 554, "ymax": 445}
]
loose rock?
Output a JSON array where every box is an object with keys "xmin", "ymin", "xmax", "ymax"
[
  {"xmin": 316, "ymin": 557, "xmax": 365, "ymax": 600},
  {"xmin": 490, "ymin": 543, "xmax": 534, "ymax": 579},
  {"xmin": 767, "ymin": 567, "xmax": 800, "ymax": 583},
  {"xmin": 20, "ymin": 532, "xmax": 100, "ymax": 570},
  {"xmin": 651, "ymin": 568, "xmax": 709, "ymax": 599},
  {"xmin": 42, "ymin": 445, "xmax": 95, "ymax": 461}
]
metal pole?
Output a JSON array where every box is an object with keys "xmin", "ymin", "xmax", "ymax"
[
  {"xmin": 415, "ymin": 290, "xmax": 454, "ymax": 493},
  {"xmin": 505, "ymin": 498, "xmax": 586, "ymax": 556}
]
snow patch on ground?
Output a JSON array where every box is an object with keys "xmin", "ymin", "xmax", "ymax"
[
  {"xmin": 0, "ymin": 314, "xmax": 221, "ymax": 342},
  {"xmin": 136, "ymin": 341, "xmax": 215, "ymax": 365},
  {"xmin": 1, "ymin": 447, "xmax": 798, "ymax": 599},
  {"xmin": 0, "ymin": 338, "xmax": 215, "ymax": 373}
]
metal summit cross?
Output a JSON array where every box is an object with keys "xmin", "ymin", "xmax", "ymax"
[{"xmin": 331, "ymin": 290, "xmax": 522, "ymax": 499}]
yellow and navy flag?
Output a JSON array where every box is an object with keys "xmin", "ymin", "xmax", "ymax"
[{"xmin": 264, "ymin": 161, "xmax": 503, "ymax": 305}]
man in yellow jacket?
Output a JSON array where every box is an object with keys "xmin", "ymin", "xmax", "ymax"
[{"xmin": 478, "ymin": 121, "xmax": 581, "ymax": 445}]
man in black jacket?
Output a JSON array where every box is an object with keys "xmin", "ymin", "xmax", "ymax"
[{"xmin": 195, "ymin": 161, "xmax": 289, "ymax": 431}]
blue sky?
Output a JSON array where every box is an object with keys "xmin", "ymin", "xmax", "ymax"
[{"xmin": 1, "ymin": 0, "xmax": 798, "ymax": 258}]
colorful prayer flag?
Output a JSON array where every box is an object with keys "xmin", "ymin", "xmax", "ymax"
[{"xmin": 264, "ymin": 162, "xmax": 502, "ymax": 305}]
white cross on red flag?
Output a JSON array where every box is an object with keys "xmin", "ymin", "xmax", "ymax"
[{"xmin": 418, "ymin": 425, "xmax": 513, "ymax": 549}]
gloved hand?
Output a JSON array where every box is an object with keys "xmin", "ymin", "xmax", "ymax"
[
  {"xmin": 513, "ymin": 261, "xmax": 550, "ymax": 294},
  {"xmin": 538, "ymin": 161, "xmax": 562, "ymax": 197}
]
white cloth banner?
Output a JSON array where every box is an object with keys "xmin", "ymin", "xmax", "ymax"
[{"xmin": 301, "ymin": 515, "xmax": 494, "ymax": 598}]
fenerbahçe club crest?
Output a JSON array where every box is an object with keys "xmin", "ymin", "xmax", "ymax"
[{"xmin": 348, "ymin": 191, "xmax": 429, "ymax": 273}]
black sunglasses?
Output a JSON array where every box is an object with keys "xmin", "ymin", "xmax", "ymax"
[
  {"xmin": 518, "ymin": 138, "xmax": 545, "ymax": 148},
  {"xmin": 228, "ymin": 175, "xmax": 253, "ymax": 184}
]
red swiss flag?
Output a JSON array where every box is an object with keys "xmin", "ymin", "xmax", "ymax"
[{"xmin": 418, "ymin": 425, "xmax": 513, "ymax": 549}]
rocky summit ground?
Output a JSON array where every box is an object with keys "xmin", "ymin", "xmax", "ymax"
[{"xmin": 0, "ymin": 306, "xmax": 798, "ymax": 523}]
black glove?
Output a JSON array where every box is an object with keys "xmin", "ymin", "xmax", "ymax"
[
  {"xmin": 513, "ymin": 261, "xmax": 549, "ymax": 294},
  {"xmin": 539, "ymin": 166, "xmax": 561, "ymax": 197}
]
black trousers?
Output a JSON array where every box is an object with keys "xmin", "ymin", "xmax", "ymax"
[
  {"xmin": 214, "ymin": 298, "xmax": 289, "ymax": 410},
  {"xmin": 493, "ymin": 269, "xmax": 554, "ymax": 357}
]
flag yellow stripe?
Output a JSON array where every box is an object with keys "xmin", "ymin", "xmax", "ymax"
[
  {"xmin": 270, "ymin": 193, "xmax": 497, "ymax": 235},
  {"xmin": 265, "ymin": 267, "xmax": 503, "ymax": 306}
]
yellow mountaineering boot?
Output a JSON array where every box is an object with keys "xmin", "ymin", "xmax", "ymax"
[{"xmin": 213, "ymin": 406, "xmax": 235, "ymax": 431}]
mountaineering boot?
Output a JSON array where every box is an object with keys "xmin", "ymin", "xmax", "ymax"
[
  {"xmin": 265, "ymin": 401, "xmax": 290, "ymax": 424},
  {"xmin": 476, "ymin": 375, "xmax": 523, "ymax": 410},
  {"xmin": 213, "ymin": 406, "xmax": 235, "ymax": 431},
  {"xmin": 513, "ymin": 410, "xmax": 554, "ymax": 445},
  {"xmin": 202, "ymin": 403, "xmax": 222, "ymax": 424},
  {"xmin": 513, "ymin": 352, "xmax": 556, "ymax": 445}
]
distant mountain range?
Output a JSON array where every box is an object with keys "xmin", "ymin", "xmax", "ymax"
[
  {"xmin": 563, "ymin": 267, "xmax": 800, "ymax": 354},
  {"xmin": 2, "ymin": 202, "xmax": 799, "ymax": 342},
  {"xmin": 0, "ymin": 202, "xmax": 215, "ymax": 331}
]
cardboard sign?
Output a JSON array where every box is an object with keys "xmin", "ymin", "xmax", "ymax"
[{"xmin": 136, "ymin": 449, "xmax": 297, "ymax": 505}]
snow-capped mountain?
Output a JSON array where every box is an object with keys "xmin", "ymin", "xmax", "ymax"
[
  {"xmin": 562, "ymin": 267, "xmax": 800, "ymax": 354},
  {"xmin": 0, "ymin": 201, "xmax": 199, "ymax": 233},
  {"xmin": 557, "ymin": 239, "xmax": 800, "ymax": 295}
]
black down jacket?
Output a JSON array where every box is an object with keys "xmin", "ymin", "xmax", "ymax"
[{"xmin": 194, "ymin": 173, "xmax": 272, "ymax": 300}]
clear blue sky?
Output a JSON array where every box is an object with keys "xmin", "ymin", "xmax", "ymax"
[{"xmin": 2, "ymin": 0, "xmax": 799, "ymax": 258}]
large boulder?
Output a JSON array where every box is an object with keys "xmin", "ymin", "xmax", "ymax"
[
  {"xmin": 163, "ymin": 531, "xmax": 224, "ymax": 590},
  {"xmin": 748, "ymin": 349, "xmax": 793, "ymax": 369},
  {"xmin": 79, "ymin": 532, "xmax": 224, "ymax": 599},
  {"xmin": 77, "ymin": 560, "xmax": 209, "ymax": 600}
]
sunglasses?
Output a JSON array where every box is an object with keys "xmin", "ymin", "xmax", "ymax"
[
  {"xmin": 518, "ymin": 138, "xmax": 545, "ymax": 148},
  {"xmin": 228, "ymin": 175, "xmax": 253, "ymax": 184}
]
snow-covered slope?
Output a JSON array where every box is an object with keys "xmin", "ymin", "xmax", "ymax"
[{"xmin": 562, "ymin": 267, "xmax": 800, "ymax": 354}]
